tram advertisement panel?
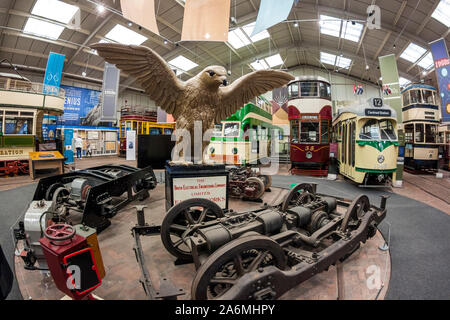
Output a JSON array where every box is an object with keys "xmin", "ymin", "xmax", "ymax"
[
  {"xmin": 59, "ymin": 85, "xmax": 101, "ymax": 126},
  {"xmin": 429, "ymin": 38, "xmax": 450, "ymax": 122}
]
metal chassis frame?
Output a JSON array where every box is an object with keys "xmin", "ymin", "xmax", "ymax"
[
  {"xmin": 131, "ymin": 206, "xmax": 184, "ymax": 300},
  {"xmin": 33, "ymin": 165, "xmax": 157, "ymax": 232}
]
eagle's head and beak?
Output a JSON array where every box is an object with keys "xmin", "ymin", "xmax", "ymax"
[{"xmin": 199, "ymin": 66, "xmax": 228, "ymax": 89}]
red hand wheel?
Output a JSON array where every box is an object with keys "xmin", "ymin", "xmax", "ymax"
[{"xmin": 44, "ymin": 224, "xmax": 76, "ymax": 242}]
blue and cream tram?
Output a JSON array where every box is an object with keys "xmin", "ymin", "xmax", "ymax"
[
  {"xmin": 332, "ymin": 98, "xmax": 399, "ymax": 185},
  {"xmin": 401, "ymin": 84, "xmax": 440, "ymax": 171}
]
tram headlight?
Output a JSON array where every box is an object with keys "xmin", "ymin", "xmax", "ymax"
[
  {"xmin": 306, "ymin": 151, "xmax": 313, "ymax": 159},
  {"xmin": 210, "ymin": 147, "xmax": 215, "ymax": 155},
  {"xmin": 377, "ymin": 155, "xmax": 385, "ymax": 164}
]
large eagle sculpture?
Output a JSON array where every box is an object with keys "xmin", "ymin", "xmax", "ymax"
[{"xmin": 91, "ymin": 43, "xmax": 294, "ymax": 162}]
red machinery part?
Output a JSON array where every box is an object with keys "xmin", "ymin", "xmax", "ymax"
[{"xmin": 39, "ymin": 224, "xmax": 101, "ymax": 300}]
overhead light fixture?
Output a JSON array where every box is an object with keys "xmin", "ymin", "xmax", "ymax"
[
  {"xmin": 104, "ymin": 24, "xmax": 148, "ymax": 45},
  {"xmin": 400, "ymin": 43, "xmax": 427, "ymax": 63},
  {"xmin": 163, "ymin": 39, "xmax": 168, "ymax": 45},
  {"xmin": 422, "ymin": 70, "xmax": 427, "ymax": 76},
  {"xmin": 128, "ymin": 22, "xmax": 133, "ymax": 27},
  {"xmin": 82, "ymin": 71, "xmax": 87, "ymax": 77},
  {"xmin": 366, "ymin": 65, "xmax": 370, "ymax": 70},
  {"xmin": 31, "ymin": 0, "xmax": 79, "ymax": 24},
  {"xmin": 168, "ymin": 55, "xmax": 198, "ymax": 74},
  {"xmin": 294, "ymin": 22, "xmax": 299, "ymax": 27},
  {"xmin": 431, "ymin": 0, "xmax": 450, "ymax": 27},
  {"xmin": 97, "ymin": 4, "xmax": 105, "ymax": 13}
]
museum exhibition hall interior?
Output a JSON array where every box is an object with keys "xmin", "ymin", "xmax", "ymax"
[{"xmin": 0, "ymin": 0, "xmax": 449, "ymax": 305}]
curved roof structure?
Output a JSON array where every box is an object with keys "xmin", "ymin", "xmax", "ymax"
[{"xmin": 0, "ymin": 0, "xmax": 447, "ymax": 91}]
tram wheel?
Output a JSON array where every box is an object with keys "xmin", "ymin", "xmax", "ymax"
[
  {"xmin": 340, "ymin": 195, "xmax": 370, "ymax": 232},
  {"xmin": 258, "ymin": 175, "xmax": 272, "ymax": 191},
  {"xmin": 280, "ymin": 183, "xmax": 315, "ymax": 212},
  {"xmin": 161, "ymin": 198, "xmax": 224, "ymax": 261},
  {"xmin": 244, "ymin": 177, "xmax": 265, "ymax": 200},
  {"xmin": 191, "ymin": 235, "xmax": 286, "ymax": 300}
]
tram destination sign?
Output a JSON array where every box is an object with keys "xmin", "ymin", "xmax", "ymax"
[{"xmin": 365, "ymin": 109, "xmax": 391, "ymax": 117}]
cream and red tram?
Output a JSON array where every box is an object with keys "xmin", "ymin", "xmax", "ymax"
[
  {"xmin": 332, "ymin": 98, "xmax": 399, "ymax": 185},
  {"xmin": 288, "ymin": 76, "xmax": 332, "ymax": 175}
]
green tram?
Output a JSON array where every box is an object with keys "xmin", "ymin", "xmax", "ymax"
[{"xmin": 207, "ymin": 99, "xmax": 282, "ymax": 165}]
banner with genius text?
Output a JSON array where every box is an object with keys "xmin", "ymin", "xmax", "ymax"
[{"xmin": 429, "ymin": 38, "xmax": 450, "ymax": 123}]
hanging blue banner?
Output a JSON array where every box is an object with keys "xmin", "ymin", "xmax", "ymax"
[
  {"xmin": 251, "ymin": 0, "xmax": 294, "ymax": 36},
  {"xmin": 43, "ymin": 52, "xmax": 65, "ymax": 96},
  {"xmin": 429, "ymin": 38, "xmax": 450, "ymax": 122}
]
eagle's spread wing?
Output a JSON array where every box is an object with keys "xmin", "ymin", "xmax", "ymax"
[
  {"xmin": 91, "ymin": 43, "xmax": 185, "ymax": 116},
  {"xmin": 217, "ymin": 70, "xmax": 294, "ymax": 122}
]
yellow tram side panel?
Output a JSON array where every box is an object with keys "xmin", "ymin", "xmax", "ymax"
[{"xmin": 208, "ymin": 140, "xmax": 269, "ymax": 165}]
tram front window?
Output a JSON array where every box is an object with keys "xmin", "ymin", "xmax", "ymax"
[
  {"xmin": 410, "ymin": 90, "xmax": 422, "ymax": 104},
  {"xmin": 425, "ymin": 124, "xmax": 437, "ymax": 143},
  {"xmin": 379, "ymin": 119, "xmax": 397, "ymax": 140},
  {"xmin": 289, "ymin": 83, "xmax": 299, "ymax": 98},
  {"xmin": 213, "ymin": 124, "xmax": 223, "ymax": 137},
  {"xmin": 422, "ymin": 90, "xmax": 435, "ymax": 104},
  {"xmin": 319, "ymin": 83, "xmax": 331, "ymax": 99},
  {"xmin": 300, "ymin": 82, "xmax": 318, "ymax": 97},
  {"xmin": 359, "ymin": 119, "xmax": 380, "ymax": 140},
  {"xmin": 224, "ymin": 123, "xmax": 240, "ymax": 137},
  {"xmin": 300, "ymin": 122, "xmax": 319, "ymax": 143}
]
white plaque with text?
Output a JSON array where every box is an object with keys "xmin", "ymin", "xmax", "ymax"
[{"xmin": 172, "ymin": 176, "xmax": 227, "ymax": 209}]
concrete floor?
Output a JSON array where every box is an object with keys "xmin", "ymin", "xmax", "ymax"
[
  {"xmin": 13, "ymin": 185, "xmax": 390, "ymax": 300},
  {"xmin": 2, "ymin": 155, "xmax": 449, "ymax": 300}
]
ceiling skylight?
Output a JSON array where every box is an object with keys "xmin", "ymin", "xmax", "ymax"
[
  {"xmin": 228, "ymin": 28, "xmax": 251, "ymax": 49},
  {"xmin": 336, "ymin": 56, "xmax": 352, "ymax": 69},
  {"xmin": 168, "ymin": 56, "xmax": 198, "ymax": 74},
  {"xmin": 417, "ymin": 52, "xmax": 434, "ymax": 70},
  {"xmin": 31, "ymin": 0, "xmax": 79, "ymax": 24},
  {"xmin": 242, "ymin": 22, "xmax": 270, "ymax": 42},
  {"xmin": 399, "ymin": 77, "xmax": 411, "ymax": 87},
  {"xmin": 340, "ymin": 20, "xmax": 364, "ymax": 42},
  {"xmin": 265, "ymin": 54, "xmax": 284, "ymax": 68},
  {"xmin": 400, "ymin": 43, "xmax": 427, "ymax": 63},
  {"xmin": 431, "ymin": 0, "xmax": 450, "ymax": 27},
  {"xmin": 23, "ymin": 18, "xmax": 65, "ymax": 40},
  {"xmin": 320, "ymin": 52, "xmax": 337, "ymax": 66},
  {"xmin": 319, "ymin": 15, "xmax": 341, "ymax": 38},
  {"xmin": 319, "ymin": 15, "xmax": 363, "ymax": 42},
  {"xmin": 104, "ymin": 24, "xmax": 148, "ymax": 45},
  {"xmin": 250, "ymin": 60, "xmax": 270, "ymax": 71},
  {"xmin": 228, "ymin": 22, "xmax": 270, "ymax": 49}
]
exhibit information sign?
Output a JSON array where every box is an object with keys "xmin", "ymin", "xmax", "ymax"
[
  {"xmin": 126, "ymin": 130, "xmax": 136, "ymax": 161},
  {"xmin": 59, "ymin": 85, "xmax": 102, "ymax": 126},
  {"xmin": 172, "ymin": 176, "xmax": 227, "ymax": 209},
  {"xmin": 429, "ymin": 38, "xmax": 450, "ymax": 123}
]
